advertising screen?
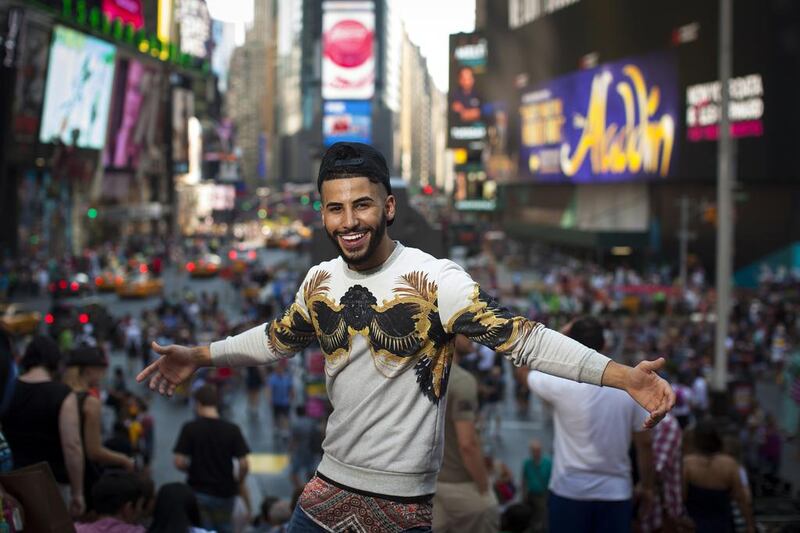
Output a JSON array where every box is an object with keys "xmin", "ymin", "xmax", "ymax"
[
  {"xmin": 686, "ymin": 74, "xmax": 764, "ymax": 142},
  {"xmin": 323, "ymin": 100, "xmax": 371, "ymax": 146},
  {"xmin": 102, "ymin": 0, "xmax": 144, "ymax": 30},
  {"xmin": 448, "ymin": 33, "xmax": 488, "ymax": 148},
  {"xmin": 172, "ymin": 87, "xmax": 195, "ymax": 173},
  {"xmin": 322, "ymin": 1, "xmax": 375, "ymax": 100},
  {"xmin": 39, "ymin": 26, "xmax": 116, "ymax": 149},
  {"xmin": 105, "ymin": 59, "xmax": 163, "ymax": 169},
  {"xmin": 519, "ymin": 50, "xmax": 678, "ymax": 183}
]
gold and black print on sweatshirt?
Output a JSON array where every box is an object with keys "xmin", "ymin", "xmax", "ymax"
[{"xmin": 268, "ymin": 270, "xmax": 532, "ymax": 404}]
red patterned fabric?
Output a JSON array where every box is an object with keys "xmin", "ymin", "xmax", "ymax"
[
  {"xmin": 298, "ymin": 476, "xmax": 433, "ymax": 532},
  {"xmin": 641, "ymin": 414, "xmax": 685, "ymax": 532}
]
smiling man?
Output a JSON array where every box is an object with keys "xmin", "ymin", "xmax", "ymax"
[{"xmin": 137, "ymin": 142, "xmax": 674, "ymax": 532}]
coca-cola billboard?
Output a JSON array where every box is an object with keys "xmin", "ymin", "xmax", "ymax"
[{"xmin": 322, "ymin": 1, "xmax": 375, "ymax": 100}]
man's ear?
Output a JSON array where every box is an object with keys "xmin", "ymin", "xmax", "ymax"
[{"xmin": 385, "ymin": 194, "xmax": 396, "ymax": 225}]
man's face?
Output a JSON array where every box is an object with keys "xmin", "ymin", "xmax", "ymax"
[
  {"xmin": 321, "ymin": 177, "xmax": 395, "ymax": 267},
  {"xmin": 459, "ymin": 68, "xmax": 475, "ymax": 92}
]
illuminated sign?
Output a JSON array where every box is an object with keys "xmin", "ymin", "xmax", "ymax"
[
  {"xmin": 520, "ymin": 51, "xmax": 678, "ymax": 183},
  {"xmin": 686, "ymin": 74, "xmax": 764, "ymax": 141},
  {"xmin": 448, "ymin": 33, "xmax": 488, "ymax": 148},
  {"xmin": 323, "ymin": 100, "xmax": 372, "ymax": 146},
  {"xmin": 42, "ymin": 0, "xmax": 209, "ymax": 71},
  {"xmin": 39, "ymin": 26, "xmax": 116, "ymax": 149},
  {"xmin": 508, "ymin": 0, "xmax": 580, "ymax": 29},
  {"xmin": 322, "ymin": 1, "xmax": 375, "ymax": 100},
  {"xmin": 102, "ymin": 0, "xmax": 143, "ymax": 30},
  {"xmin": 179, "ymin": 0, "xmax": 212, "ymax": 59}
]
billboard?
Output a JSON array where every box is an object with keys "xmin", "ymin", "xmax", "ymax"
[
  {"xmin": 105, "ymin": 59, "xmax": 163, "ymax": 169},
  {"xmin": 519, "ymin": 51, "xmax": 678, "ymax": 183},
  {"xmin": 686, "ymin": 74, "xmax": 764, "ymax": 141},
  {"xmin": 323, "ymin": 100, "xmax": 371, "ymax": 146},
  {"xmin": 172, "ymin": 87, "xmax": 194, "ymax": 173},
  {"xmin": 39, "ymin": 26, "xmax": 116, "ymax": 149},
  {"xmin": 448, "ymin": 33, "xmax": 488, "ymax": 148},
  {"xmin": 322, "ymin": 1, "xmax": 375, "ymax": 100},
  {"xmin": 102, "ymin": 0, "xmax": 144, "ymax": 30},
  {"xmin": 179, "ymin": 0, "xmax": 212, "ymax": 59}
]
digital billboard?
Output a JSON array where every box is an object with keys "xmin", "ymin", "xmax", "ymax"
[
  {"xmin": 39, "ymin": 26, "xmax": 116, "ymax": 149},
  {"xmin": 105, "ymin": 59, "xmax": 163, "ymax": 169},
  {"xmin": 102, "ymin": 0, "xmax": 144, "ymax": 30},
  {"xmin": 448, "ymin": 33, "xmax": 488, "ymax": 148},
  {"xmin": 322, "ymin": 1, "xmax": 375, "ymax": 100},
  {"xmin": 686, "ymin": 74, "xmax": 764, "ymax": 141},
  {"xmin": 323, "ymin": 100, "xmax": 371, "ymax": 146},
  {"xmin": 519, "ymin": 50, "xmax": 678, "ymax": 183},
  {"xmin": 172, "ymin": 87, "xmax": 195, "ymax": 174}
]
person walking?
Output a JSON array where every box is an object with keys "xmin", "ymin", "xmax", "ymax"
[
  {"xmin": 173, "ymin": 384, "xmax": 250, "ymax": 533},
  {"xmin": 521, "ymin": 439, "xmax": 551, "ymax": 532},
  {"xmin": 683, "ymin": 422, "xmax": 754, "ymax": 533},
  {"xmin": 527, "ymin": 317, "xmax": 656, "ymax": 533},
  {"xmin": 139, "ymin": 142, "xmax": 674, "ymax": 532},
  {"xmin": 433, "ymin": 335, "xmax": 499, "ymax": 532},
  {"xmin": 1, "ymin": 335, "xmax": 85, "ymax": 516},
  {"xmin": 267, "ymin": 363, "xmax": 293, "ymax": 434}
]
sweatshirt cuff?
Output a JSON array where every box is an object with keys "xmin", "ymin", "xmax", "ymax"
[
  {"xmin": 579, "ymin": 351, "xmax": 612, "ymax": 386},
  {"xmin": 209, "ymin": 339, "xmax": 230, "ymax": 367}
]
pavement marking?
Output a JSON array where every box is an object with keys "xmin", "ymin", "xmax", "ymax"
[{"xmin": 248, "ymin": 453, "xmax": 290, "ymax": 474}]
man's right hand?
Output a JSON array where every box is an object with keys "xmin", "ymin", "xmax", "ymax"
[{"xmin": 136, "ymin": 342, "xmax": 210, "ymax": 397}]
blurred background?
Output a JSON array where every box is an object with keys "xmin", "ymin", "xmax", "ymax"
[{"xmin": 1, "ymin": 0, "xmax": 800, "ymax": 529}]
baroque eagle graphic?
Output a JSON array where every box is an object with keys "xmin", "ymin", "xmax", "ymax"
[{"xmin": 267, "ymin": 269, "xmax": 531, "ymax": 404}]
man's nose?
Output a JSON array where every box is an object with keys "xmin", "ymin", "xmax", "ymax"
[{"xmin": 342, "ymin": 207, "xmax": 357, "ymax": 229}]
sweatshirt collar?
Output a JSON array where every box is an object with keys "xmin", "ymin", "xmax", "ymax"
[{"xmin": 341, "ymin": 241, "xmax": 404, "ymax": 280}]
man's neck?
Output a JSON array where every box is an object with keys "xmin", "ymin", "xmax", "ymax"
[{"xmin": 196, "ymin": 406, "xmax": 219, "ymax": 419}]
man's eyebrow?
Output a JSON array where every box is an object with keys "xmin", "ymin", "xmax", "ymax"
[{"xmin": 353, "ymin": 196, "xmax": 374, "ymax": 204}]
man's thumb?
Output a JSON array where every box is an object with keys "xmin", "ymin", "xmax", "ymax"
[{"xmin": 640, "ymin": 357, "xmax": 666, "ymax": 372}]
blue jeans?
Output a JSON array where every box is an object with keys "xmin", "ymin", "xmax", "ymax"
[
  {"xmin": 195, "ymin": 491, "xmax": 236, "ymax": 533},
  {"xmin": 547, "ymin": 492, "xmax": 633, "ymax": 533},
  {"xmin": 288, "ymin": 506, "xmax": 432, "ymax": 532}
]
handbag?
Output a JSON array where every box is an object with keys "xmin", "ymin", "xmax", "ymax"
[{"xmin": 0, "ymin": 462, "xmax": 75, "ymax": 533}]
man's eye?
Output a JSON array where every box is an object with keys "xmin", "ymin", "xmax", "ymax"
[
  {"xmin": 356, "ymin": 203, "xmax": 369, "ymax": 209},
  {"xmin": 329, "ymin": 206, "xmax": 341, "ymax": 212}
]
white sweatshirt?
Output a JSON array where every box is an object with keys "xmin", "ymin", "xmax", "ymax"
[{"xmin": 211, "ymin": 243, "xmax": 610, "ymax": 497}]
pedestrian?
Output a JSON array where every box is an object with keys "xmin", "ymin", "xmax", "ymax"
[
  {"xmin": 75, "ymin": 472, "xmax": 147, "ymax": 533},
  {"xmin": 527, "ymin": 316, "xmax": 656, "ymax": 533},
  {"xmin": 245, "ymin": 366, "xmax": 264, "ymax": 418},
  {"xmin": 289, "ymin": 405, "xmax": 322, "ymax": 490},
  {"xmin": 433, "ymin": 335, "xmax": 499, "ymax": 532},
  {"xmin": 173, "ymin": 384, "xmax": 250, "ymax": 533},
  {"xmin": 671, "ymin": 373, "xmax": 694, "ymax": 429},
  {"xmin": 521, "ymin": 439, "xmax": 551, "ymax": 532},
  {"xmin": 139, "ymin": 142, "xmax": 674, "ymax": 532},
  {"xmin": 479, "ymin": 365, "xmax": 504, "ymax": 440},
  {"xmin": 683, "ymin": 422, "xmax": 754, "ymax": 533},
  {"xmin": 1, "ymin": 335, "xmax": 85, "ymax": 516},
  {"xmin": 267, "ymin": 363, "xmax": 293, "ymax": 433},
  {"xmin": 148, "ymin": 482, "xmax": 210, "ymax": 533},
  {"xmin": 639, "ymin": 413, "xmax": 688, "ymax": 533},
  {"xmin": 63, "ymin": 346, "xmax": 136, "ymax": 514}
]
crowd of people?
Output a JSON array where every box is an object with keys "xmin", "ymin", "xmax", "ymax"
[{"xmin": 0, "ymin": 229, "xmax": 799, "ymax": 532}]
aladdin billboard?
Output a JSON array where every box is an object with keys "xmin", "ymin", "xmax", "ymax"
[
  {"xmin": 519, "ymin": 51, "xmax": 679, "ymax": 183},
  {"xmin": 322, "ymin": 1, "xmax": 375, "ymax": 100}
]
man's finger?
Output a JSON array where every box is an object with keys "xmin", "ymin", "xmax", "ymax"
[
  {"xmin": 149, "ymin": 373, "xmax": 161, "ymax": 391},
  {"xmin": 639, "ymin": 357, "xmax": 666, "ymax": 372},
  {"xmin": 167, "ymin": 383, "xmax": 177, "ymax": 397},
  {"xmin": 136, "ymin": 360, "xmax": 160, "ymax": 383}
]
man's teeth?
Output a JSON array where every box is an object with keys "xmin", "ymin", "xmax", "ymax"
[{"xmin": 341, "ymin": 232, "xmax": 366, "ymax": 241}]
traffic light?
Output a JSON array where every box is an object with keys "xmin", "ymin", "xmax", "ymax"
[
  {"xmin": 87, "ymin": 207, "xmax": 98, "ymax": 219},
  {"xmin": 422, "ymin": 185, "xmax": 434, "ymax": 195}
]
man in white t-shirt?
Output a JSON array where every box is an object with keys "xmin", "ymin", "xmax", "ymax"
[{"xmin": 528, "ymin": 317, "xmax": 654, "ymax": 533}]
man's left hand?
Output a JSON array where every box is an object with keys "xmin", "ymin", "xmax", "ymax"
[{"xmin": 624, "ymin": 358, "xmax": 675, "ymax": 428}]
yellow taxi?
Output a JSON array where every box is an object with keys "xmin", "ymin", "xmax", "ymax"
[
  {"xmin": 94, "ymin": 270, "xmax": 126, "ymax": 292},
  {"xmin": 116, "ymin": 275, "xmax": 164, "ymax": 298},
  {"xmin": 0, "ymin": 304, "xmax": 42, "ymax": 336},
  {"xmin": 186, "ymin": 255, "xmax": 221, "ymax": 278}
]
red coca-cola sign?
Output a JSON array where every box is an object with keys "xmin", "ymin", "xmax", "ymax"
[{"xmin": 324, "ymin": 19, "xmax": 373, "ymax": 68}]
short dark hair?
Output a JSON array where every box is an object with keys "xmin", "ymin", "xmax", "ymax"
[
  {"xmin": 92, "ymin": 472, "xmax": 144, "ymax": 515},
  {"xmin": 193, "ymin": 384, "xmax": 218, "ymax": 407},
  {"xmin": 693, "ymin": 421, "xmax": 723, "ymax": 455},
  {"xmin": 565, "ymin": 316, "xmax": 605, "ymax": 352},
  {"xmin": 317, "ymin": 142, "xmax": 392, "ymax": 197},
  {"xmin": 19, "ymin": 335, "xmax": 62, "ymax": 374}
]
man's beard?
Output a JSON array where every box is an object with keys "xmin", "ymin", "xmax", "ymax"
[{"xmin": 326, "ymin": 212, "xmax": 387, "ymax": 267}]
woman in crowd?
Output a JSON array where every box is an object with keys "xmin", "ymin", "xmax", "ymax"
[
  {"xmin": 148, "ymin": 482, "xmax": 210, "ymax": 533},
  {"xmin": 683, "ymin": 422, "xmax": 755, "ymax": 533},
  {"xmin": 64, "ymin": 346, "xmax": 135, "ymax": 513},
  {"xmin": 0, "ymin": 335, "xmax": 85, "ymax": 516}
]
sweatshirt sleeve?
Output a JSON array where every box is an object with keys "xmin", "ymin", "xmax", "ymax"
[
  {"xmin": 210, "ymin": 269, "xmax": 318, "ymax": 367},
  {"xmin": 436, "ymin": 260, "xmax": 611, "ymax": 385}
]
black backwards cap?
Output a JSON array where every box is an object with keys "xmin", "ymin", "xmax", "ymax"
[{"xmin": 318, "ymin": 142, "xmax": 392, "ymax": 197}]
